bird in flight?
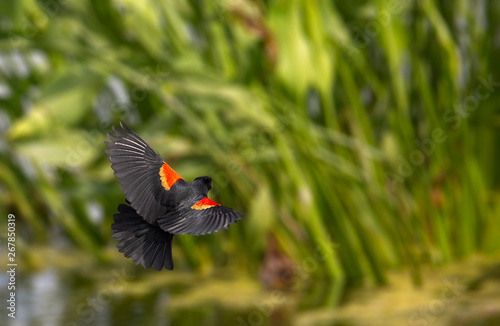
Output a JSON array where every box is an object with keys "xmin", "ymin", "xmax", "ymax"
[{"xmin": 105, "ymin": 122, "xmax": 243, "ymax": 271}]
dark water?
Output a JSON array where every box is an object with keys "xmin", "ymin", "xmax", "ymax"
[
  {"xmin": 2, "ymin": 258, "xmax": 500, "ymax": 326},
  {"xmin": 2, "ymin": 269, "xmax": 153, "ymax": 326},
  {"xmin": 0, "ymin": 268, "xmax": 269, "ymax": 326}
]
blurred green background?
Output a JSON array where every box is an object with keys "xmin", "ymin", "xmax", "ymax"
[{"xmin": 1, "ymin": 0, "xmax": 500, "ymax": 325}]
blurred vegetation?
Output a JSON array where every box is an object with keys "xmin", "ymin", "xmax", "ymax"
[{"xmin": 0, "ymin": 0, "xmax": 499, "ymax": 307}]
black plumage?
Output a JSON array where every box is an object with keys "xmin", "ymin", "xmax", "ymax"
[{"xmin": 105, "ymin": 122, "xmax": 243, "ymax": 270}]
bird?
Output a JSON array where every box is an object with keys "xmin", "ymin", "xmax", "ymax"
[{"xmin": 105, "ymin": 122, "xmax": 243, "ymax": 271}]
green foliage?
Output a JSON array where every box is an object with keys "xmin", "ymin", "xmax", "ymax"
[{"xmin": 1, "ymin": 0, "xmax": 499, "ymax": 306}]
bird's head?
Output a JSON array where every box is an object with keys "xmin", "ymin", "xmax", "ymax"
[{"xmin": 194, "ymin": 176, "xmax": 212, "ymax": 191}]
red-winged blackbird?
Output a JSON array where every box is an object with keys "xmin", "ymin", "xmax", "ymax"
[{"xmin": 105, "ymin": 122, "xmax": 243, "ymax": 271}]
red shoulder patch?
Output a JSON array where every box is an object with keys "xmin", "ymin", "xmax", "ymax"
[
  {"xmin": 159, "ymin": 161, "xmax": 182, "ymax": 191},
  {"xmin": 191, "ymin": 197, "xmax": 221, "ymax": 210}
]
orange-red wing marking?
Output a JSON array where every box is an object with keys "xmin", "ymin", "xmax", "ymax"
[
  {"xmin": 159, "ymin": 161, "xmax": 182, "ymax": 191},
  {"xmin": 191, "ymin": 197, "xmax": 221, "ymax": 210}
]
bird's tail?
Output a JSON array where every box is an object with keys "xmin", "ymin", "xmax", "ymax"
[{"xmin": 112, "ymin": 204, "xmax": 174, "ymax": 270}]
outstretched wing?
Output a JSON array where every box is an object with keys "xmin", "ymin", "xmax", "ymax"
[
  {"xmin": 105, "ymin": 122, "xmax": 182, "ymax": 224},
  {"xmin": 157, "ymin": 197, "xmax": 243, "ymax": 235}
]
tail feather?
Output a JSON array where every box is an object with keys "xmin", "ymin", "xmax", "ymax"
[{"xmin": 112, "ymin": 204, "xmax": 174, "ymax": 270}]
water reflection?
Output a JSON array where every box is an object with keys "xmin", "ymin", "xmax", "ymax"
[
  {"xmin": 2, "ymin": 269, "xmax": 66, "ymax": 326},
  {"xmin": 1, "ymin": 269, "xmax": 171, "ymax": 326},
  {"xmin": 1, "ymin": 267, "xmax": 270, "ymax": 326},
  {"xmin": 2, "ymin": 255, "xmax": 500, "ymax": 326}
]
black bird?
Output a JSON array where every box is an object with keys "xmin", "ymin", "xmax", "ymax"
[{"xmin": 105, "ymin": 122, "xmax": 243, "ymax": 271}]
